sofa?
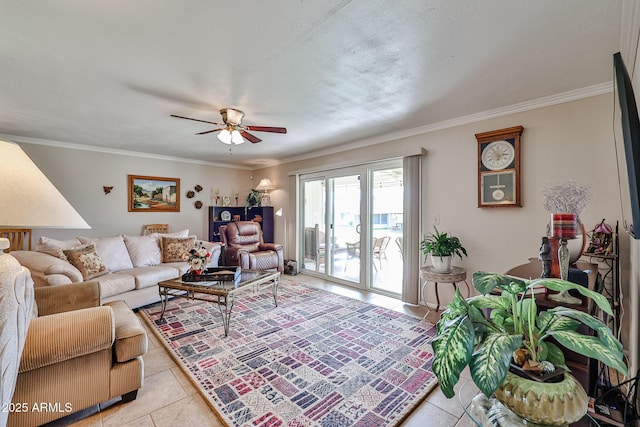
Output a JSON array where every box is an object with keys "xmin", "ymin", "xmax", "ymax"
[
  {"xmin": 11, "ymin": 230, "xmax": 222, "ymax": 309},
  {"xmin": 0, "ymin": 239, "xmax": 147, "ymax": 427}
]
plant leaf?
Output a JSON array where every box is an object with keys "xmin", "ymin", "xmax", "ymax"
[
  {"xmin": 472, "ymin": 272, "xmax": 527, "ymax": 295},
  {"xmin": 547, "ymin": 330, "xmax": 628, "ymax": 376},
  {"xmin": 468, "ymin": 295, "xmax": 510, "ymax": 311},
  {"xmin": 546, "ymin": 307, "xmax": 623, "ymax": 353},
  {"xmin": 469, "ymin": 332, "xmax": 523, "ymax": 397},
  {"xmin": 529, "ymin": 278, "xmax": 613, "ymax": 316},
  {"xmin": 544, "ymin": 342, "xmax": 567, "ymax": 369},
  {"xmin": 536, "ymin": 311, "xmax": 579, "ymax": 334},
  {"xmin": 432, "ymin": 315, "xmax": 475, "ymax": 398}
]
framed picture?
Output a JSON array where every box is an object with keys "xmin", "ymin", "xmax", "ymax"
[
  {"xmin": 476, "ymin": 126, "xmax": 523, "ymax": 208},
  {"xmin": 261, "ymin": 194, "xmax": 271, "ymax": 207},
  {"xmin": 128, "ymin": 175, "xmax": 180, "ymax": 212}
]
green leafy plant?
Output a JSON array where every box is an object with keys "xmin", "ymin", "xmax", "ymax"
[
  {"xmin": 420, "ymin": 226, "xmax": 467, "ymax": 261},
  {"xmin": 246, "ymin": 189, "xmax": 262, "ymax": 207},
  {"xmin": 432, "ymin": 271, "xmax": 628, "ymax": 398}
]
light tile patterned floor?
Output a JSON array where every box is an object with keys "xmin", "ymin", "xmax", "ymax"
[{"xmin": 44, "ymin": 274, "xmax": 479, "ymax": 427}]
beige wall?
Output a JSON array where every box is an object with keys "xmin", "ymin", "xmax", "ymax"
[{"xmin": 18, "ymin": 143, "xmax": 254, "ymax": 242}]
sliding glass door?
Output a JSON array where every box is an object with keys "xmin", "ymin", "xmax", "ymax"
[{"xmin": 300, "ymin": 160, "xmax": 404, "ymax": 296}]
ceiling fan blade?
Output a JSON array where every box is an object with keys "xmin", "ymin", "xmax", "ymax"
[
  {"xmin": 170, "ymin": 114, "xmax": 222, "ymax": 126},
  {"xmin": 245, "ymin": 126, "xmax": 287, "ymax": 134},
  {"xmin": 240, "ymin": 131, "xmax": 262, "ymax": 143},
  {"xmin": 195, "ymin": 128, "xmax": 223, "ymax": 135}
]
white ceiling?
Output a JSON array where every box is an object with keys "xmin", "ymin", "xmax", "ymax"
[{"xmin": 0, "ymin": 1, "xmax": 623, "ymax": 168}]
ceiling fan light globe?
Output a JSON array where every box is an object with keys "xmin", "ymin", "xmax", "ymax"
[
  {"xmin": 231, "ymin": 130, "xmax": 244, "ymax": 145},
  {"xmin": 217, "ymin": 129, "xmax": 232, "ymax": 144}
]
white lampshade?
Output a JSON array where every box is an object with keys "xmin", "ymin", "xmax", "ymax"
[
  {"xmin": 255, "ymin": 178, "xmax": 275, "ymax": 192},
  {"xmin": 217, "ymin": 129, "xmax": 245, "ymax": 145},
  {"xmin": 231, "ymin": 130, "xmax": 244, "ymax": 145},
  {"xmin": 0, "ymin": 140, "xmax": 90, "ymax": 228},
  {"xmin": 217, "ymin": 129, "xmax": 232, "ymax": 144}
]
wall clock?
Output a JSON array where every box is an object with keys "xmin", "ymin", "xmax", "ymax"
[{"xmin": 476, "ymin": 126, "xmax": 523, "ymax": 208}]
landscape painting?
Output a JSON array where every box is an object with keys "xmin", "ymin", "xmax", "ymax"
[{"xmin": 128, "ymin": 175, "xmax": 180, "ymax": 212}]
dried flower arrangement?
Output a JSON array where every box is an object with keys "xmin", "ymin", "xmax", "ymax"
[{"xmin": 542, "ymin": 180, "xmax": 592, "ymax": 215}]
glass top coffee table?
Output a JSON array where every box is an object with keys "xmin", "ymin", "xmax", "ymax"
[{"xmin": 157, "ymin": 269, "xmax": 280, "ymax": 336}]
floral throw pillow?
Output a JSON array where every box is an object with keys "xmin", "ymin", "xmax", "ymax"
[
  {"xmin": 162, "ymin": 236, "xmax": 195, "ymax": 263},
  {"xmin": 63, "ymin": 242, "xmax": 108, "ymax": 280}
]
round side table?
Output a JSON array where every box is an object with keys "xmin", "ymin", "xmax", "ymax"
[{"xmin": 420, "ymin": 266, "xmax": 470, "ymax": 315}]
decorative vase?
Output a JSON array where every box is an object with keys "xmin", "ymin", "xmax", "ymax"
[
  {"xmin": 190, "ymin": 268, "xmax": 203, "ymax": 275},
  {"xmin": 431, "ymin": 255, "xmax": 452, "ymax": 273},
  {"xmin": 494, "ymin": 371, "xmax": 588, "ymax": 426}
]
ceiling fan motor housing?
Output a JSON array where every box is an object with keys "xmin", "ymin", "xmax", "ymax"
[{"xmin": 220, "ymin": 108, "xmax": 244, "ymax": 126}]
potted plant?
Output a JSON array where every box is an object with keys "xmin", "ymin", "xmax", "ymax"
[
  {"xmin": 432, "ymin": 271, "xmax": 627, "ymax": 425},
  {"xmin": 420, "ymin": 226, "xmax": 467, "ymax": 272},
  {"xmin": 246, "ymin": 189, "xmax": 262, "ymax": 208}
]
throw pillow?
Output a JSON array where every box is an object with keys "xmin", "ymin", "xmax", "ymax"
[
  {"xmin": 35, "ymin": 236, "xmax": 82, "ymax": 259},
  {"xmin": 161, "ymin": 236, "xmax": 195, "ymax": 263},
  {"xmin": 63, "ymin": 243, "xmax": 108, "ymax": 280},
  {"xmin": 123, "ymin": 234, "xmax": 162, "ymax": 267},
  {"xmin": 78, "ymin": 236, "xmax": 134, "ymax": 272}
]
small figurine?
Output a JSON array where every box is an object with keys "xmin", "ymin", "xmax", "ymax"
[{"xmin": 539, "ymin": 236, "xmax": 552, "ymax": 278}]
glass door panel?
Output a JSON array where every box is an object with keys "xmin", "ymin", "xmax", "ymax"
[
  {"xmin": 370, "ymin": 167, "xmax": 403, "ymax": 295},
  {"xmin": 328, "ymin": 174, "xmax": 361, "ymax": 284},
  {"xmin": 301, "ymin": 179, "xmax": 326, "ymax": 273}
]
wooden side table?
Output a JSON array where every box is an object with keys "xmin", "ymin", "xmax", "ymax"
[{"xmin": 420, "ymin": 266, "xmax": 470, "ymax": 315}]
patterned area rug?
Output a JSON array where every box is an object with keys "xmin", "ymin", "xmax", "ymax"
[{"xmin": 138, "ymin": 279, "xmax": 437, "ymax": 426}]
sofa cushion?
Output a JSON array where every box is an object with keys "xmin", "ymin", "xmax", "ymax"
[
  {"xmin": 78, "ymin": 236, "xmax": 134, "ymax": 272},
  {"xmin": 63, "ymin": 243, "xmax": 108, "ymax": 280},
  {"xmin": 123, "ymin": 234, "xmax": 162, "ymax": 267},
  {"xmin": 161, "ymin": 236, "xmax": 195, "ymax": 263},
  {"xmin": 162, "ymin": 261, "xmax": 191, "ymax": 275},
  {"xmin": 36, "ymin": 236, "xmax": 82, "ymax": 259},
  {"xmin": 125, "ymin": 266, "xmax": 182, "ymax": 289},
  {"xmin": 91, "ymin": 273, "xmax": 136, "ymax": 298}
]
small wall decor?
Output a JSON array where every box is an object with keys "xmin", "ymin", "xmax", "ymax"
[
  {"xmin": 128, "ymin": 175, "xmax": 180, "ymax": 212},
  {"xmin": 194, "ymin": 201, "xmax": 203, "ymax": 209},
  {"xmin": 476, "ymin": 126, "xmax": 523, "ymax": 208},
  {"xmin": 103, "ymin": 186, "xmax": 113, "ymax": 195},
  {"xmin": 186, "ymin": 190, "xmax": 195, "ymax": 199},
  {"xmin": 194, "ymin": 184, "xmax": 203, "ymax": 192}
]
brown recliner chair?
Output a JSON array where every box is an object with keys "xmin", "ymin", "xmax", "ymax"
[{"xmin": 219, "ymin": 221, "xmax": 284, "ymax": 272}]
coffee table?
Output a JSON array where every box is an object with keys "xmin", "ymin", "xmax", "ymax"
[{"xmin": 157, "ymin": 269, "xmax": 280, "ymax": 336}]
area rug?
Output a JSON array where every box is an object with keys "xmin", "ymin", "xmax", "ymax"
[{"xmin": 138, "ymin": 279, "xmax": 438, "ymax": 427}]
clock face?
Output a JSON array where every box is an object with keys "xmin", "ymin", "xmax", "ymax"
[{"xmin": 481, "ymin": 140, "xmax": 515, "ymax": 171}]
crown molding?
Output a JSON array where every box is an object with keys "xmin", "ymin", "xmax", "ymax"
[
  {"xmin": 0, "ymin": 134, "xmax": 252, "ymax": 170},
  {"xmin": 278, "ymin": 82, "xmax": 613, "ymax": 166},
  {"xmin": 0, "ymin": 82, "xmax": 612, "ymax": 172}
]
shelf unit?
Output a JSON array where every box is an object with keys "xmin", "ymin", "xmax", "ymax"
[
  {"xmin": 580, "ymin": 221, "xmax": 620, "ymax": 335},
  {"xmin": 208, "ymin": 206, "xmax": 274, "ymax": 243}
]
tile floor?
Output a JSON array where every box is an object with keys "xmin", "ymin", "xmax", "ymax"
[{"xmin": 44, "ymin": 274, "xmax": 480, "ymax": 427}]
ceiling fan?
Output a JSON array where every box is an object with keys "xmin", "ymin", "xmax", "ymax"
[{"xmin": 171, "ymin": 108, "xmax": 287, "ymax": 145}]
